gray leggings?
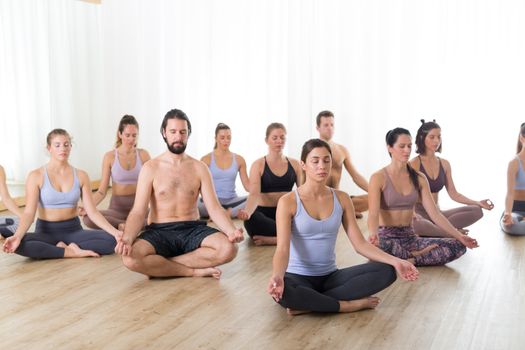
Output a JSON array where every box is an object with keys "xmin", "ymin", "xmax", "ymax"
[
  {"xmin": 198, "ymin": 196, "xmax": 247, "ymax": 218},
  {"xmin": 0, "ymin": 216, "xmax": 19, "ymax": 238},
  {"xmin": 15, "ymin": 217, "xmax": 116, "ymax": 259},
  {"xmin": 412, "ymin": 203, "xmax": 483, "ymax": 237},
  {"xmin": 279, "ymin": 262, "xmax": 397, "ymax": 313},
  {"xmin": 500, "ymin": 200, "xmax": 525, "ymax": 235}
]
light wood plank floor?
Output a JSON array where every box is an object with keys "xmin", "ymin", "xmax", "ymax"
[{"xmin": 0, "ymin": 200, "xmax": 523, "ymax": 349}]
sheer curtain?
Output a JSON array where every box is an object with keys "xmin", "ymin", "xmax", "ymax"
[
  {"xmin": 0, "ymin": 0, "xmax": 107, "ymax": 183},
  {"xmin": 2, "ymin": 0, "xmax": 525, "ymax": 204}
]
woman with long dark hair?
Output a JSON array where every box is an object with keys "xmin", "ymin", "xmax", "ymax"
[{"xmin": 368, "ymin": 128, "xmax": 478, "ymax": 266}]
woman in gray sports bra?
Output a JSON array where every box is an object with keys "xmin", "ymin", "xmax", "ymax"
[
  {"xmin": 501, "ymin": 123, "xmax": 525, "ymax": 235},
  {"xmin": 268, "ymin": 139, "xmax": 418, "ymax": 315},
  {"xmin": 0, "ymin": 164, "xmax": 22, "ymax": 238},
  {"xmin": 410, "ymin": 120, "xmax": 493, "ymax": 237},
  {"xmin": 368, "ymin": 128, "xmax": 479, "ymax": 266},
  {"xmin": 198, "ymin": 123, "xmax": 250, "ymax": 218},
  {"xmin": 3, "ymin": 129, "xmax": 121, "ymax": 259}
]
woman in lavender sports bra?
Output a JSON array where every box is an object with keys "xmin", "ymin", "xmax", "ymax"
[
  {"xmin": 82, "ymin": 115, "xmax": 150, "ymax": 229},
  {"xmin": 368, "ymin": 128, "xmax": 479, "ymax": 266},
  {"xmin": 268, "ymin": 139, "xmax": 418, "ymax": 315},
  {"xmin": 3, "ymin": 129, "xmax": 121, "ymax": 259},
  {"xmin": 198, "ymin": 123, "xmax": 250, "ymax": 219},
  {"xmin": 501, "ymin": 123, "xmax": 525, "ymax": 235},
  {"xmin": 409, "ymin": 120, "xmax": 493, "ymax": 237}
]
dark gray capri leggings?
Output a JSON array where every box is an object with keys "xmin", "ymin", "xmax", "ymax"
[
  {"xmin": 0, "ymin": 216, "xmax": 19, "ymax": 238},
  {"xmin": 15, "ymin": 217, "xmax": 116, "ymax": 259},
  {"xmin": 279, "ymin": 262, "xmax": 397, "ymax": 313},
  {"xmin": 500, "ymin": 200, "xmax": 525, "ymax": 235}
]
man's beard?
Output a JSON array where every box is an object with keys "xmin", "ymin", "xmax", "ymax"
[{"xmin": 164, "ymin": 138, "xmax": 187, "ymax": 154}]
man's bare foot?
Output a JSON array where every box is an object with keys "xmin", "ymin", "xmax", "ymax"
[
  {"xmin": 63, "ymin": 242, "xmax": 100, "ymax": 258},
  {"xmin": 458, "ymin": 228, "xmax": 469, "ymax": 235},
  {"xmin": 252, "ymin": 235, "xmax": 277, "ymax": 246},
  {"xmin": 339, "ymin": 297, "xmax": 380, "ymax": 313},
  {"xmin": 56, "ymin": 241, "xmax": 67, "ymax": 248},
  {"xmin": 410, "ymin": 243, "xmax": 439, "ymax": 257},
  {"xmin": 192, "ymin": 267, "xmax": 222, "ymax": 279},
  {"xmin": 286, "ymin": 308, "xmax": 311, "ymax": 316},
  {"xmin": 355, "ymin": 212, "xmax": 363, "ymax": 219}
]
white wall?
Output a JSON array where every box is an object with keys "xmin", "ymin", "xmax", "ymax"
[{"xmin": 2, "ymin": 0, "xmax": 525, "ymax": 208}]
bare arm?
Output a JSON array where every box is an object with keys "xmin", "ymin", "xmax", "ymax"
[
  {"xmin": 268, "ymin": 193, "xmax": 295, "ymax": 300},
  {"xmin": 342, "ymin": 147, "xmax": 369, "ymax": 191},
  {"xmin": 236, "ymin": 155, "xmax": 250, "ymax": 193},
  {"xmin": 238, "ymin": 159, "xmax": 263, "ymax": 219},
  {"xmin": 123, "ymin": 164, "xmax": 153, "ymax": 242},
  {"xmin": 421, "ymin": 175, "xmax": 479, "ymax": 248},
  {"xmin": 139, "ymin": 149, "xmax": 151, "ymax": 164},
  {"xmin": 339, "ymin": 191, "xmax": 418, "ymax": 281},
  {"xmin": 200, "ymin": 162, "xmax": 243, "ymax": 242},
  {"xmin": 290, "ymin": 159, "xmax": 303, "ymax": 188},
  {"xmin": 3, "ymin": 170, "xmax": 40, "ymax": 253},
  {"xmin": 367, "ymin": 171, "xmax": 384, "ymax": 245},
  {"xmin": 503, "ymin": 159, "xmax": 518, "ymax": 225},
  {"xmin": 90, "ymin": 152, "xmax": 113, "ymax": 206},
  {"xmin": 78, "ymin": 170, "xmax": 121, "ymax": 238},
  {"xmin": 0, "ymin": 166, "xmax": 23, "ymax": 217},
  {"xmin": 443, "ymin": 159, "xmax": 492, "ymax": 209}
]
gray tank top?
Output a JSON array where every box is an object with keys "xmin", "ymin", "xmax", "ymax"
[{"xmin": 287, "ymin": 188, "xmax": 343, "ymax": 276}]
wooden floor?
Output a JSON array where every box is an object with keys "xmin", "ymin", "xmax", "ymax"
[{"xmin": 0, "ymin": 203, "xmax": 524, "ymax": 349}]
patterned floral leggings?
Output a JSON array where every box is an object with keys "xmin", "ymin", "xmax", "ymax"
[{"xmin": 378, "ymin": 226, "xmax": 466, "ymax": 266}]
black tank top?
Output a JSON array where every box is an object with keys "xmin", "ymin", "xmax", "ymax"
[{"xmin": 260, "ymin": 157, "xmax": 297, "ymax": 193}]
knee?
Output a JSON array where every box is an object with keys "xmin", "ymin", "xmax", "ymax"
[
  {"xmin": 122, "ymin": 255, "xmax": 143, "ymax": 272},
  {"xmin": 471, "ymin": 205, "xmax": 483, "ymax": 220},
  {"xmin": 216, "ymin": 241, "xmax": 238, "ymax": 263},
  {"xmin": 380, "ymin": 263, "xmax": 397, "ymax": 285}
]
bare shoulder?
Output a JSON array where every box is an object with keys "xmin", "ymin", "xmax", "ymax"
[
  {"xmin": 508, "ymin": 157, "xmax": 520, "ymax": 170},
  {"xmin": 235, "ymin": 153, "xmax": 246, "ymax": 165},
  {"xmin": 103, "ymin": 150, "xmax": 116, "ymax": 163},
  {"xmin": 251, "ymin": 157, "xmax": 265, "ymax": 170},
  {"xmin": 138, "ymin": 148, "xmax": 151, "ymax": 162},
  {"xmin": 370, "ymin": 168, "xmax": 386, "ymax": 181},
  {"xmin": 278, "ymin": 191, "xmax": 297, "ymax": 214},
  {"xmin": 333, "ymin": 189, "xmax": 352, "ymax": 205},
  {"xmin": 409, "ymin": 156, "xmax": 420, "ymax": 169},
  {"xmin": 439, "ymin": 157, "xmax": 451, "ymax": 171},
  {"xmin": 288, "ymin": 157, "xmax": 301, "ymax": 168},
  {"xmin": 201, "ymin": 152, "xmax": 212, "ymax": 164}
]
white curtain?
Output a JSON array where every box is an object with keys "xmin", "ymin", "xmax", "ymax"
[
  {"xmin": 0, "ymin": 0, "xmax": 107, "ymax": 183},
  {"xmin": 2, "ymin": 0, "xmax": 525, "ymax": 204}
]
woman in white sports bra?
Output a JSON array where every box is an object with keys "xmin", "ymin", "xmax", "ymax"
[
  {"xmin": 268, "ymin": 139, "xmax": 418, "ymax": 315},
  {"xmin": 502, "ymin": 123, "xmax": 525, "ymax": 235},
  {"xmin": 3, "ymin": 129, "xmax": 121, "ymax": 259},
  {"xmin": 81, "ymin": 115, "xmax": 150, "ymax": 230},
  {"xmin": 198, "ymin": 123, "xmax": 249, "ymax": 219}
]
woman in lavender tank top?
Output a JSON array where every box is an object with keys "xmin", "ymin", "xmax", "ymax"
[
  {"xmin": 81, "ymin": 115, "xmax": 150, "ymax": 230},
  {"xmin": 409, "ymin": 120, "xmax": 493, "ymax": 237},
  {"xmin": 268, "ymin": 139, "xmax": 418, "ymax": 315},
  {"xmin": 368, "ymin": 128, "xmax": 479, "ymax": 267},
  {"xmin": 198, "ymin": 123, "xmax": 250, "ymax": 219}
]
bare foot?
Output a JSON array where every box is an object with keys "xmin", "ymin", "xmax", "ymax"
[
  {"xmin": 458, "ymin": 228, "xmax": 469, "ymax": 235},
  {"xmin": 410, "ymin": 243, "xmax": 439, "ymax": 257},
  {"xmin": 63, "ymin": 242, "xmax": 100, "ymax": 258},
  {"xmin": 286, "ymin": 308, "xmax": 311, "ymax": 316},
  {"xmin": 56, "ymin": 241, "xmax": 67, "ymax": 248},
  {"xmin": 339, "ymin": 297, "xmax": 380, "ymax": 313},
  {"xmin": 252, "ymin": 235, "xmax": 277, "ymax": 246},
  {"xmin": 355, "ymin": 212, "xmax": 363, "ymax": 219},
  {"xmin": 118, "ymin": 223, "xmax": 126, "ymax": 231},
  {"xmin": 192, "ymin": 267, "xmax": 222, "ymax": 279}
]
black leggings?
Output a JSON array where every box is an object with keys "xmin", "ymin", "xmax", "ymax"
[
  {"xmin": 279, "ymin": 262, "xmax": 397, "ymax": 313},
  {"xmin": 244, "ymin": 206, "xmax": 276, "ymax": 237},
  {"xmin": 15, "ymin": 217, "xmax": 116, "ymax": 259}
]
